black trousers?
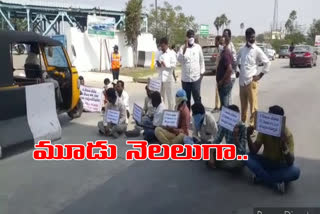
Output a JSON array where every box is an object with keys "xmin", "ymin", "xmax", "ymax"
[
  {"xmin": 181, "ymin": 78, "xmax": 202, "ymax": 109},
  {"xmin": 112, "ymin": 69, "xmax": 120, "ymax": 80}
]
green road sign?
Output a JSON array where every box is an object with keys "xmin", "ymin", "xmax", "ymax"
[{"xmin": 200, "ymin": 24, "xmax": 209, "ymax": 37}]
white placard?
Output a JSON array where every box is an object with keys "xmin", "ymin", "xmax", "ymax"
[
  {"xmin": 148, "ymin": 79, "xmax": 162, "ymax": 92},
  {"xmin": 162, "ymin": 110, "xmax": 180, "ymax": 128},
  {"xmin": 133, "ymin": 103, "xmax": 143, "ymax": 124},
  {"xmin": 256, "ymin": 112, "xmax": 285, "ymax": 137},
  {"xmin": 219, "ymin": 107, "xmax": 241, "ymax": 131},
  {"xmin": 80, "ymin": 86, "xmax": 103, "ymax": 112},
  {"xmin": 104, "ymin": 110, "xmax": 120, "ymax": 125}
]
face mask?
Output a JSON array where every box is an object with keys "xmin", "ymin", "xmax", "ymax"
[
  {"xmin": 193, "ymin": 114, "xmax": 205, "ymax": 131},
  {"xmin": 175, "ymin": 97, "xmax": 185, "ymax": 110},
  {"xmin": 188, "ymin": 38, "xmax": 195, "ymax": 45}
]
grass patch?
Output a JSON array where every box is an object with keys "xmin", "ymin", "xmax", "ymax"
[{"xmin": 120, "ymin": 67, "xmax": 157, "ymax": 79}]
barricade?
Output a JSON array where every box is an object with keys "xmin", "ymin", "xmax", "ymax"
[{"xmin": 0, "ymin": 83, "xmax": 61, "ymax": 158}]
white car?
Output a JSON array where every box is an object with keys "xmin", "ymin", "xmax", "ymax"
[{"xmin": 257, "ymin": 43, "xmax": 276, "ymax": 60}]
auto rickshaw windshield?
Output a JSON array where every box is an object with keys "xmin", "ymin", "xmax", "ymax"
[{"xmin": 44, "ymin": 45, "xmax": 68, "ymax": 68}]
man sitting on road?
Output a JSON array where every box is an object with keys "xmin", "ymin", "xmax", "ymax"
[
  {"xmin": 155, "ymin": 89, "xmax": 190, "ymax": 145},
  {"xmin": 184, "ymin": 102, "xmax": 218, "ymax": 146},
  {"xmin": 98, "ymin": 88, "xmax": 127, "ymax": 138},
  {"xmin": 245, "ymin": 105, "xmax": 300, "ymax": 193},
  {"xmin": 142, "ymin": 86, "xmax": 156, "ymax": 123},
  {"xmin": 115, "ymin": 80, "xmax": 130, "ymax": 119},
  {"xmin": 142, "ymin": 91, "xmax": 165, "ymax": 143},
  {"xmin": 208, "ymin": 105, "xmax": 247, "ymax": 170}
]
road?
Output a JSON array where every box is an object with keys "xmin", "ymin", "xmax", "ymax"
[{"xmin": 1, "ymin": 58, "xmax": 320, "ymax": 214}]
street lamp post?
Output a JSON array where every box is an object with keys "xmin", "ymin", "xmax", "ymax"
[{"xmin": 155, "ymin": 0, "xmax": 158, "ymax": 32}]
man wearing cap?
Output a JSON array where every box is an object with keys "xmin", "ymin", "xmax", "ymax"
[
  {"xmin": 155, "ymin": 89, "xmax": 190, "ymax": 145},
  {"xmin": 177, "ymin": 30, "xmax": 205, "ymax": 109},
  {"xmin": 111, "ymin": 45, "xmax": 121, "ymax": 81}
]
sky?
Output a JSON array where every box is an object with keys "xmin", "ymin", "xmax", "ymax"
[{"xmin": 14, "ymin": 0, "xmax": 319, "ymax": 36}]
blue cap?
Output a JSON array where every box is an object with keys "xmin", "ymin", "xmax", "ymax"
[{"xmin": 176, "ymin": 89, "xmax": 187, "ymax": 99}]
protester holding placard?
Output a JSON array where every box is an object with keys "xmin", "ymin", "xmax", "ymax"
[
  {"xmin": 246, "ymin": 105, "xmax": 300, "ymax": 193},
  {"xmin": 157, "ymin": 37, "xmax": 177, "ymax": 110},
  {"xmin": 207, "ymin": 105, "xmax": 247, "ymax": 170},
  {"xmin": 155, "ymin": 89, "xmax": 190, "ymax": 145},
  {"xmin": 143, "ymin": 91, "xmax": 165, "ymax": 142},
  {"xmin": 115, "ymin": 80, "xmax": 130, "ymax": 119},
  {"xmin": 184, "ymin": 102, "xmax": 218, "ymax": 146},
  {"xmin": 97, "ymin": 88, "xmax": 127, "ymax": 138}
]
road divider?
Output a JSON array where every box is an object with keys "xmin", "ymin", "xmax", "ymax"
[{"xmin": 0, "ymin": 83, "xmax": 61, "ymax": 158}]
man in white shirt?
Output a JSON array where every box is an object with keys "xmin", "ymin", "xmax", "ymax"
[
  {"xmin": 143, "ymin": 91, "xmax": 165, "ymax": 143},
  {"xmin": 115, "ymin": 80, "xmax": 130, "ymax": 120},
  {"xmin": 98, "ymin": 88, "xmax": 127, "ymax": 138},
  {"xmin": 237, "ymin": 28, "xmax": 271, "ymax": 126},
  {"xmin": 223, "ymin": 29, "xmax": 238, "ymax": 104},
  {"xmin": 157, "ymin": 37, "xmax": 177, "ymax": 110},
  {"xmin": 178, "ymin": 30, "xmax": 205, "ymax": 109}
]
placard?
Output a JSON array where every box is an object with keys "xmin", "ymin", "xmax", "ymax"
[
  {"xmin": 104, "ymin": 110, "xmax": 120, "ymax": 125},
  {"xmin": 256, "ymin": 111, "xmax": 285, "ymax": 137},
  {"xmin": 133, "ymin": 103, "xmax": 143, "ymax": 124},
  {"xmin": 162, "ymin": 110, "xmax": 180, "ymax": 128},
  {"xmin": 218, "ymin": 107, "xmax": 241, "ymax": 131},
  {"xmin": 80, "ymin": 86, "xmax": 103, "ymax": 112},
  {"xmin": 148, "ymin": 78, "xmax": 162, "ymax": 92}
]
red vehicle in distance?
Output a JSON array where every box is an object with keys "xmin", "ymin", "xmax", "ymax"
[{"xmin": 290, "ymin": 45, "xmax": 317, "ymax": 68}]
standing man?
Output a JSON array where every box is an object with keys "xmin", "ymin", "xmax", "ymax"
[
  {"xmin": 237, "ymin": 28, "xmax": 271, "ymax": 126},
  {"xmin": 178, "ymin": 30, "xmax": 205, "ymax": 109},
  {"xmin": 223, "ymin": 29, "xmax": 237, "ymax": 104},
  {"xmin": 157, "ymin": 37, "xmax": 177, "ymax": 110},
  {"xmin": 213, "ymin": 35, "xmax": 222, "ymax": 112},
  {"xmin": 111, "ymin": 45, "xmax": 121, "ymax": 81},
  {"xmin": 216, "ymin": 36, "xmax": 233, "ymax": 107}
]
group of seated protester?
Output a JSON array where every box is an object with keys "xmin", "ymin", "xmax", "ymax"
[{"xmin": 97, "ymin": 86, "xmax": 300, "ymax": 194}]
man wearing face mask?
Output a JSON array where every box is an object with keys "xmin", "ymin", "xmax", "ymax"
[
  {"xmin": 184, "ymin": 102, "xmax": 218, "ymax": 147},
  {"xmin": 178, "ymin": 30, "xmax": 205, "ymax": 109},
  {"xmin": 237, "ymin": 28, "xmax": 271, "ymax": 126},
  {"xmin": 155, "ymin": 89, "xmax": 190, "ymax": 145}
]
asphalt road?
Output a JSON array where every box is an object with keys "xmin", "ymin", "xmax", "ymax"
[{"xmin": 1, "ymin": 58, "xmax": 320, "ymax": 214}]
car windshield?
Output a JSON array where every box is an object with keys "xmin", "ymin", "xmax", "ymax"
[
  {"xmin": 202, "ymin": 47, "xmax": 218, "ymax": 54},
  {"xmin": 44, "ymin": 46, "xmax": 68, "ymax": 67},
  {"xmin": 294, "ymin": 46, "xmax": 310, "ymax": 52},
  {"xmin": 280, "ymin": 46, "xmax": 289, "ymax": 50}
]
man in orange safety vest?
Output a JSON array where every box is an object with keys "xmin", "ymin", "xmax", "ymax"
[{"xmin": 111, "ymin": 45, "xmax": 121, "ymax": 80}]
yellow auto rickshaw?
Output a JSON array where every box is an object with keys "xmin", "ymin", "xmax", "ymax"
[{"xmin": 0, "ymin": 31, "xmax": 83, "ymax": 118}]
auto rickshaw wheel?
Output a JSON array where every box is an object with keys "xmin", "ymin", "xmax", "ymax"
[{"xmin": 67, "ymin": 99, "xmax": 83, "ymax": 119}]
